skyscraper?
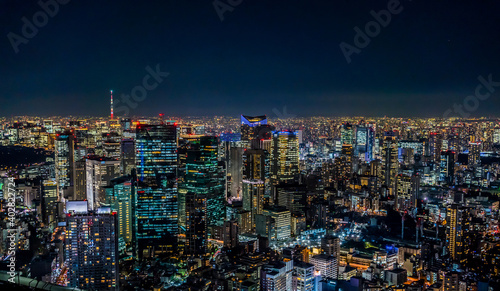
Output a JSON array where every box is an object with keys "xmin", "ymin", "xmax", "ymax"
[
  {"xmin": 321, "ymin": 235, "xmax": 341, "ymax": 258},
  {"xmin": 85, "ymin": 156, "xmax": 120, "ymax": 210},
  {"xmin": 243, "ymin": 148, "xmax": 270, "ymax": 196},
  {"xmin": 261, "ymin": 260, "xmax": 294, "ymax": 291},
  {"xmin": 271, "ymin": 131, "xmax": 299, "ymax": 186},
  {"xmin": 446, "ymin": 204, "xmax": 471, "ymax": 264},
  {"xmin": 440, "ymin": 150, "xmax": 455, "ymax": 184},
  {"xmin": 120, "ymin": 138, "xmax": 135, "ymax": 176},
  {"xmin": 65, "ymin": 201, "xmax": 119, "ymax": 290},
  {"xmin": 242, "ymin": 179, "xmax": 265, "ymax": 230},
  {"xmin": 55, "ymin": 132, "xmax": 75, "ymax": 199},
  {"xmin": 293, "ymin": 261, "xmax": 316, "ymax": 291},
  {"xmin": 178, "ymin": 135, "xmax": 225, "ymax": 237},
  {"xmin": 106, "ymin": 176, "xmax": 134, "ymax": 244},
  {"xmin": 185, "ymin": 192, "xmax": 207, "ymax": 258},
  {"xmin": 468, "ymin": 141, "xmax": 481, "ymax": 166},
  {"xmin": 241, "ymin": 115, "xmax": 268, "ymax": 143},
  {"xmin": 340, "ymin": 123, "xmax": 354, "ymax": 145},
  {"xmin": 381, "ymin": 132, "xmax": 399, "ymax": 196},
  {"xmin": 355, "ymin": 124, "xmax": 375, "ymax": 162},
  {"xmin": 135, "ymin": 122, "xmax": 178, "ymax": 258}
]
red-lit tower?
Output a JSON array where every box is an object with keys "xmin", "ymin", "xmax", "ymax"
[{"xmin": 110, "ymin": 90, "xmax": 114, "ymax": 119}]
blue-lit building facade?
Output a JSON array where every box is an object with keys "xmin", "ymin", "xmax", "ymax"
[
  {"xmin": 135, "ymin": 123, "xmax": 178, "ymax": 258},
  {"xmin": 179, "ymin": 136, "xmax": 225, "ymax": 240},
  {"xmin": 355, "ymin": 125, "xmax": 375, "ymax": 162}
]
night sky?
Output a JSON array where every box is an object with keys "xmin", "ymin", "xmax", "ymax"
[{"xmin": 2, "ymin": 0, "xmax": 500, "ymax": 117}]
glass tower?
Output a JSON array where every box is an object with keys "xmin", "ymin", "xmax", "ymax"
[{"xmin": 135, "ymin": 123, "xmax": 178, "ymax": 258}]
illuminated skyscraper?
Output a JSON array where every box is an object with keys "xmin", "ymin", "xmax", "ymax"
[
  {"xmin": 55, "ymin": 132, "xmax": 75, "ymax": 198},
  {"xmin": 120, "ymin": 138, "xmax": 135, "ymax": 176},
  {"xmin": 440, "ymin": 150, "xmax": 455, "ymax": 184},
  {"xmin": 381, "ymin": 132, "xmax": 399, "ymax": 195},
  {"xmin": 242, "ymin": 179, "xmax": 265, "ymax": 230},
  {"xmin": 106, "ymin": 176, "xmax": 134, "ymax": 244},
  {"xmin": 355, "ymin": 125, "xmax": 375, "ymax": 162},
  {"xmin": 185, "ymin": 192, "xmax": 207, "ymax": 258},
  {"xmin": 340, "ymin": 144, "xmax": 353, "ymax": 175},
  {"xmin": 223, "ymin": 219, "xmax": 239, "ymax": 249},
  {"xmin": 243, "ymin": 148, "xmax": 270, "ymax": 195},
  {"xmin": 261, "ymin": 260, "xmax": 294, "ymax": 291},
  {"xmin": 178, "ymin": 136, "xmax": 225, "ymax": 237},
  {"xmin": 293, "ymin": 261, "xmax": 316, "ymax": 291},
  {"xmin": 310, "ymin": 254, "xmax": 338, "ymax": 280},
  {"xmin": 241, "ymin": 115, "xmax": 268, "ymax": 142},
  {"xmin": 85, "ymin": 156, "xmax": 120, "ymax": 210},
  {"xmin": 446, "ymin": 204, "xmax": 471, "ymax": 264},
  {"xmin": 468, "ymin": 141, "xmax": 481, "ymax": 166},
  {"xmin": 271, "ymin": 131, "xmax": 299, "ymax": 185},
  {"xmin": 65, "ymin": 202, "xmax": 119, "ymax": 290},
  {"xmin": 321, "ymin": 235, "xmax": 340, "ymax": 258},
  {"xmin": 429, "ymin": 132, "xmax": 443, "ymax": 163},
  {"xmin": 41, "ymin": 179, "xmax": 58, "ymax": 225},
  {"xmin": 395, "ymin": 174, "xmax": 420, "ymax": 210},
  {"xmin": 340, "ymin": 123, "xmax": 354, "ymax": 145},
  {"xmin": 262, "ymin": 206, "xmax": 291, "ymax": 241},
  {"xmin": 135, "ymin": 122, "xmax": 178, "ymax": 257}
]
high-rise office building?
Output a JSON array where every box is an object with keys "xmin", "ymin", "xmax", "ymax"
[
  {"xmin": 310, "ymin": 254, "xmax": 338, "ymax": 280},
  {"xmin": 65, "ymin": 201, "xmax": 119, "ymax": 290},
  {"xmin": 85, "ymin": 156, "xmax": 120, "ymax": 210},
  {"xmin": 241, "ymin": 115, "xmax": 268, "ymax": 143},
  {"xmin": 355, "ymin": 125, "xmax": 375, "ymax": 162},
  {"xmin": 242, "ymin": 179, "xmax": 265, "ymax": 230},
  {"xmin": 382, "ymin": 132, "xmax": 399, "ymax": 195},
  {"xmin": 41, "ymin": 179, "xmax": 58, "ymax": 225},
  {"xmin": 106, "ymin": 176, "xmax": 134, "ymax": 244},
  {"xmin": 340, "ymin": 123, "xmax": 354, "ymax": 145},
  {"xmin": 261, "ymin": 260, "xmax": 294, "ymax": 291},
  {"xmin": 271, "ymin": 131, "xmax": 299, "ymax": 185},
  {"xmin": 135, "ymin": 122, "xmax": 178, "ymax": 258},
  {"xmin": 55, "ymin": 132, "xmax": 75, "ymax": 199},
  {"xmin": 185, "ymin": 192, "xmax": 207, "ymax": 258},
  {"xmin": 223, "ymin": 219, "xmax": 239, "ymax": 249},
  {"xmin": 321, "ymin": 235, "xmax": 341, "ymax": 258},
  {"xmin": 468, "ymin": 141, "xmax": 481, "ymax": 166},
  {"xmin": 440, "ymin": 150, "xmax": 455, "ymax": 184},
  {"xmin": 262, "ymin": 206, "xmax": 291, "ymax": 241},
  {"xmin": 120, "ymin": 138, "xmax": 135, "ymax": 176},
  {"xmin": 243, "ymin": 148, "xmax": 270, "ymax": 197},
  {"xmin": 395, "ymin": 174, "xmax": 420, "ymax": 210},
  {"xmin": 446, "ymin": 204, "xmax": 471, "ymax": 264},
  {"xmin": 429, "ymin": 133, "xmax": 443, "ymax": 163},
  {"xmin": 293, "ymin": 261, "xmax": 316, "ymax": 291},
  {"xmin": 275, "ymin": 184, "xmax": 307, "ymax": 215},
  {"xmin": 178, "ymin": 136, "xmax": 225, "ymax": 237},
  {"xmin": 73, "ymin": 159, "xmax": 86, "ymax": 201}
]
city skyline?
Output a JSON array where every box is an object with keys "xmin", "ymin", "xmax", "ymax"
[{"xmin": 3, "ymin": 1, "xmax": 500, "ymax": 290}]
